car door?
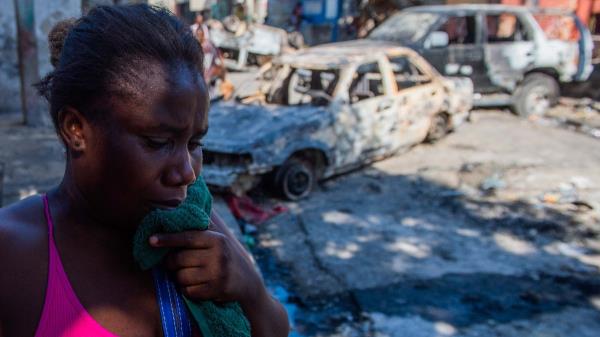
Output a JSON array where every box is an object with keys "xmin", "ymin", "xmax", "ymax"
[
  {"xmin": 384, "ymin": 53, "xmax": 444, "ymax": 151},
  {"xmin": 333, "ymin": 59, "xmax": 394, "ymax": 168},
  {"xmin": 483, "ymin": 12, "xmax": 536, "ymax": 92},
  {"xmin": 421, "ymin": 13, "xmax": 489, "ymax": 91}
]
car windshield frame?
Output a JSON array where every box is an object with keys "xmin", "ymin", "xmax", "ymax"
[
  {"xmin": 368, "ymin": 12, "xmax": 441, "ymax": 44},
  {"xmin": 264, "ymin": 64, "xmax": 341, "ymax": 106}
]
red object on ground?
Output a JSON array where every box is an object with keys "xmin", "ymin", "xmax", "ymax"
[{"xmin": 224, "ymin": 194, "xmax": 288, "ymax": 224}]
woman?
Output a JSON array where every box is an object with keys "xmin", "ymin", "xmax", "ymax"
[
  {"xmin": 194, "ymin": 25, "xmax": 233, "ymax": 101},
  {"xmin": 0, "ymin": 4, "xmax": 288, "ymax": 337}
]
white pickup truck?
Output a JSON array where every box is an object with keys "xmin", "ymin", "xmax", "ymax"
[{"xmin": 367, "ymin": 4, "xmax": 594, "ymax": 116}]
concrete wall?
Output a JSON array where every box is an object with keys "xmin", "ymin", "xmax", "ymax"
[
  {"xmin": 0, "ymin": 0, "xmax": 81, "ymax": 113},
  {"xmin": 35, "ymin": 0, "xmax": 81, "ymax": 80},
  {"xmin": 0, "ymin": 0, "xmax": 20, "ymax": 113}
]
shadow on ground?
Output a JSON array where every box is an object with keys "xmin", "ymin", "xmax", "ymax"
[{"xmin": 257, "ymin": 166, "xmax": 600, "ymax": 335}]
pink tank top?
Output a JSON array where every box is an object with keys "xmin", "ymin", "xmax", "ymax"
[{"xmin": 34, "ymin": 195, "xmax": 120, "ymax": 337}]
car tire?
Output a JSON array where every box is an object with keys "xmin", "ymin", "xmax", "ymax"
[
  {"xmin": 426, "ymin": 113, "xmax": 449, "ymax": 143},
  {"xmin": 513, "ymin": 73, "xmax": 559, "ymax": 117},
  {"xmin": 274, "ymin": 158, "xmax": 315, "ymax": 200}
]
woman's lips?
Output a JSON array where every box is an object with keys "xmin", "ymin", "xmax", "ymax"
[{"xmin": 148, "ymin": 199, "xmax": 183, "ymax": 210}]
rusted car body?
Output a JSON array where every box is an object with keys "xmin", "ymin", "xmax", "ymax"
[
  {"xmin": 202, "ymin": 42, "xmax": 473, "ymax": 199},
  {"xmin": 367, "ymin": 4, "xmax": 593, "ymax": 116}
]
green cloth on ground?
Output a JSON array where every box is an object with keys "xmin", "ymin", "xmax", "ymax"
[{"xmin": 133, "ymin": 177, "xmax": 251, "ymax": 337}]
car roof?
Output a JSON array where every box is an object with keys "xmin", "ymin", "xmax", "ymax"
[
  {"xmin": 406, "ymin": 4, "xmax": 529, "ymax": 13},
  {"xmin": 274, "ymin": 40, "xmax": 417, "ymax": 69},
  {"xmin": 405, "ymin": 4, "xmax": 572, "ymax": 15}
]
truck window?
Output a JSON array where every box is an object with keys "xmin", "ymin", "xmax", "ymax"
[
  {"xmin": 388, "ymin": 56, "xmax": 431, "ymax": 89},
  {"xmin": 349, "ymin": 62, "xmax": 384, "ymax": 103},
  {"xmin": 368, "ymin": 12, "xmax": 440, "ymax": 44},
  {"xmin": 533, "ymin": 14, "xmax": 580, "ymax": 41},
  {"xmin": 486, "ymin": 13, "xmax": 531, "ymax": 43},
  {"xmin": 436, "ymin": 15, "xmax": 476, "ymax": 45}
]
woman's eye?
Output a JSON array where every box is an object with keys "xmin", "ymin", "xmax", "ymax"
[
  {"xmin": 144, "ymin": 137, "xmax": 169, "ymax": 149},
  {"xmin": 188, "ymin": 140, "xmax": 204, "ymax": 151}
]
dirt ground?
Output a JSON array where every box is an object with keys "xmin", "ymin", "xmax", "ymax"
[{"xmin": 1, "ymin": 102, "xmax": 600, "ymax": 337}]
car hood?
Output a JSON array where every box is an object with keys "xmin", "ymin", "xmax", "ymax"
[
  {"xmin": 203, "ymin": 101, "xmax": 330, "ymax": 152},
  {"xmin": 315, "ymin": 39, "xmax": 415, "ymax": 51}
]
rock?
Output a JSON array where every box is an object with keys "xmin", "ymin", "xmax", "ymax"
[{"xmin": 480, "ymin": 174, "xmax": 506, "ymax": 192}]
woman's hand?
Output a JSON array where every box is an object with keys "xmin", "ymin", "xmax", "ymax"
[
  {"xmin": 150, "ymin": 213, "xmax": 290, "ymax": 337},
  {"xmin": 149, "ymin": 211, "xmax": 290, "ymax": 337},
  {"xmin": 148, "ymin": 224, "xmax": 262, "ymax": 304}
]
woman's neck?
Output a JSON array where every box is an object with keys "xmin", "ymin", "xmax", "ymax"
[{"xmin": 48, "ymin": 173, "xmax": 137, "ymax": 267}]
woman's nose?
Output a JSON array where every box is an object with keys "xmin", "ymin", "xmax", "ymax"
[{"xmin": 163, "ymin": 150, "xmax": 198, "ymax": 187}]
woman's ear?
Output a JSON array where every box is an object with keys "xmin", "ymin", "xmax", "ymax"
[{"xmin": 58, "ymin": 106, "xmax": 88, "ymax": 153}]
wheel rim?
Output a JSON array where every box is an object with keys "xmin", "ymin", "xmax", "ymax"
[
  {"xmin": 285, "ymin": 167, "xmax": 312, "ymax": 198},
  {"xmin": 525, "ymin": 86, "xmax": 551, "ymax": 116},
  {"xmin": 430, "ymin": 115, "xmax": 447, "ymax": 140}
]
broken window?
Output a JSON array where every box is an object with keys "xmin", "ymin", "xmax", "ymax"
[
  {"xmin": 437, "ymin": 15, "xmax": 477, "ymax": 45},
  {"xmin": 533, "ymin": 14, "xmax": 580, "ymax": 41},
  {"xmin": 286, "ymin": 68, "xmax": 339, "ymax": 106},
  {"xmin": 368, "ymin": 12, "xmax": 440, "ymax": 44},
  {"xmin": 349, "ymin": 62, "xmax": 385, "ymax": 103},
  {"xmin": 388, "ymin": 56, "xmax": 431, "ymax": 89},
  {"xmin": 486, "ymin": 14, "xmax": 531, "ymax": 43}
]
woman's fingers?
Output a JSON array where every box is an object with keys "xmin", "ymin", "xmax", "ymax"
[
  {"xmin": 157, "ymin": 230, "xmax": 232, "ymax": 301},
  {"xmin": 175, "ymin": 267, "xmax": 218, "ymax": 286},
  {"xmin": 181, "ymin": 283, "xmax": 223, "ymax": 301},
  {"xmin": 149, "ymin": 230, "xmax": 226, "ymax": 249},
  {"xmin": 164, "ymin": 249, "xmax": 212, "ymax": 269},
  {"xmin": 151, "ymin": 223, "xmax": 258, "ymax": 303}
]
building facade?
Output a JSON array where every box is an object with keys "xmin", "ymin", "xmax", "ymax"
[{"xmin": 0, "ymin": 0, "xmax": 136, "ymax": 114}]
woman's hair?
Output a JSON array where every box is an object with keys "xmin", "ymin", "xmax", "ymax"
[{"xmin": 37, "ymin": 4, "xmax": 204, "ymax": 129}]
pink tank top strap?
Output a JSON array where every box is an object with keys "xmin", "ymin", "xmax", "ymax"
[{"xmin": 34, "ymin": 194, "xmax": 119, "ymax": 337}]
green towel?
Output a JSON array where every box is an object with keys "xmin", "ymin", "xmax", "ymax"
[{"xmin": 133, "ymin": 177, "xmax": 251, "ymax": 337}]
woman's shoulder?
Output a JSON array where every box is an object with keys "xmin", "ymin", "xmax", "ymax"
[
  {"xmin": 0, "ymin": 195, "xmax": 48, "ymax": 246},
  {"xmin": 0, "ymin": 195, "xmax": 50, "ymax": 337},
  {"xmin": 0, "ymin": 195, "xmax": 48, "ymax": 288}
]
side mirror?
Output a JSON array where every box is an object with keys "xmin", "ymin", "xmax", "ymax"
[{"xmin": 427, "ymin": 31, "xmax": 449, "ymax": 48}]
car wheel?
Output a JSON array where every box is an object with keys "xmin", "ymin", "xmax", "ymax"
[
  {"xmin": 513, "ymin": 73, "xmax": 559, "ymax": 117},
  {"xmin": 426, "ymin": 113, "xmax": 449, "ymax": 143},
  {"xmin": 274, "ymin": 158, "xmax": 315, "ymax": 200}
]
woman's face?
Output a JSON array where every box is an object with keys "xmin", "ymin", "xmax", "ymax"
[
  {"xmin": 77, "ymin": 63, "xmax": 209, "ymax": 228},
  {"xmin": 195, "ymin": 28, "xmax": 205, "ymax": 44}
]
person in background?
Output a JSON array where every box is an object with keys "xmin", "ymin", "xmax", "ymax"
[
  {"xmin": 195, "ymin": 26, "xmax": 234, "ymax": 100},
  {"xmin": 290, "ymin": 2, "xmax": 303, "ymax": 32},
  {"xmin": 191, "ymin": 11, "xmax": 210, "ymax": 41}
]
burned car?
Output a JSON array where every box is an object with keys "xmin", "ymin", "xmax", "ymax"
[
  {"xmin": 202, "ymin": 43, "xmax": 473, "ymax": 200},
  {"xmin": 367, "ymin": 4, "xmax": 594, "ymax": 116}
]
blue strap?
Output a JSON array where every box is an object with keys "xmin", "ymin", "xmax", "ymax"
[{"xmin": 153, "ymin": 267, "xmax": 193, "ymax": 337}]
